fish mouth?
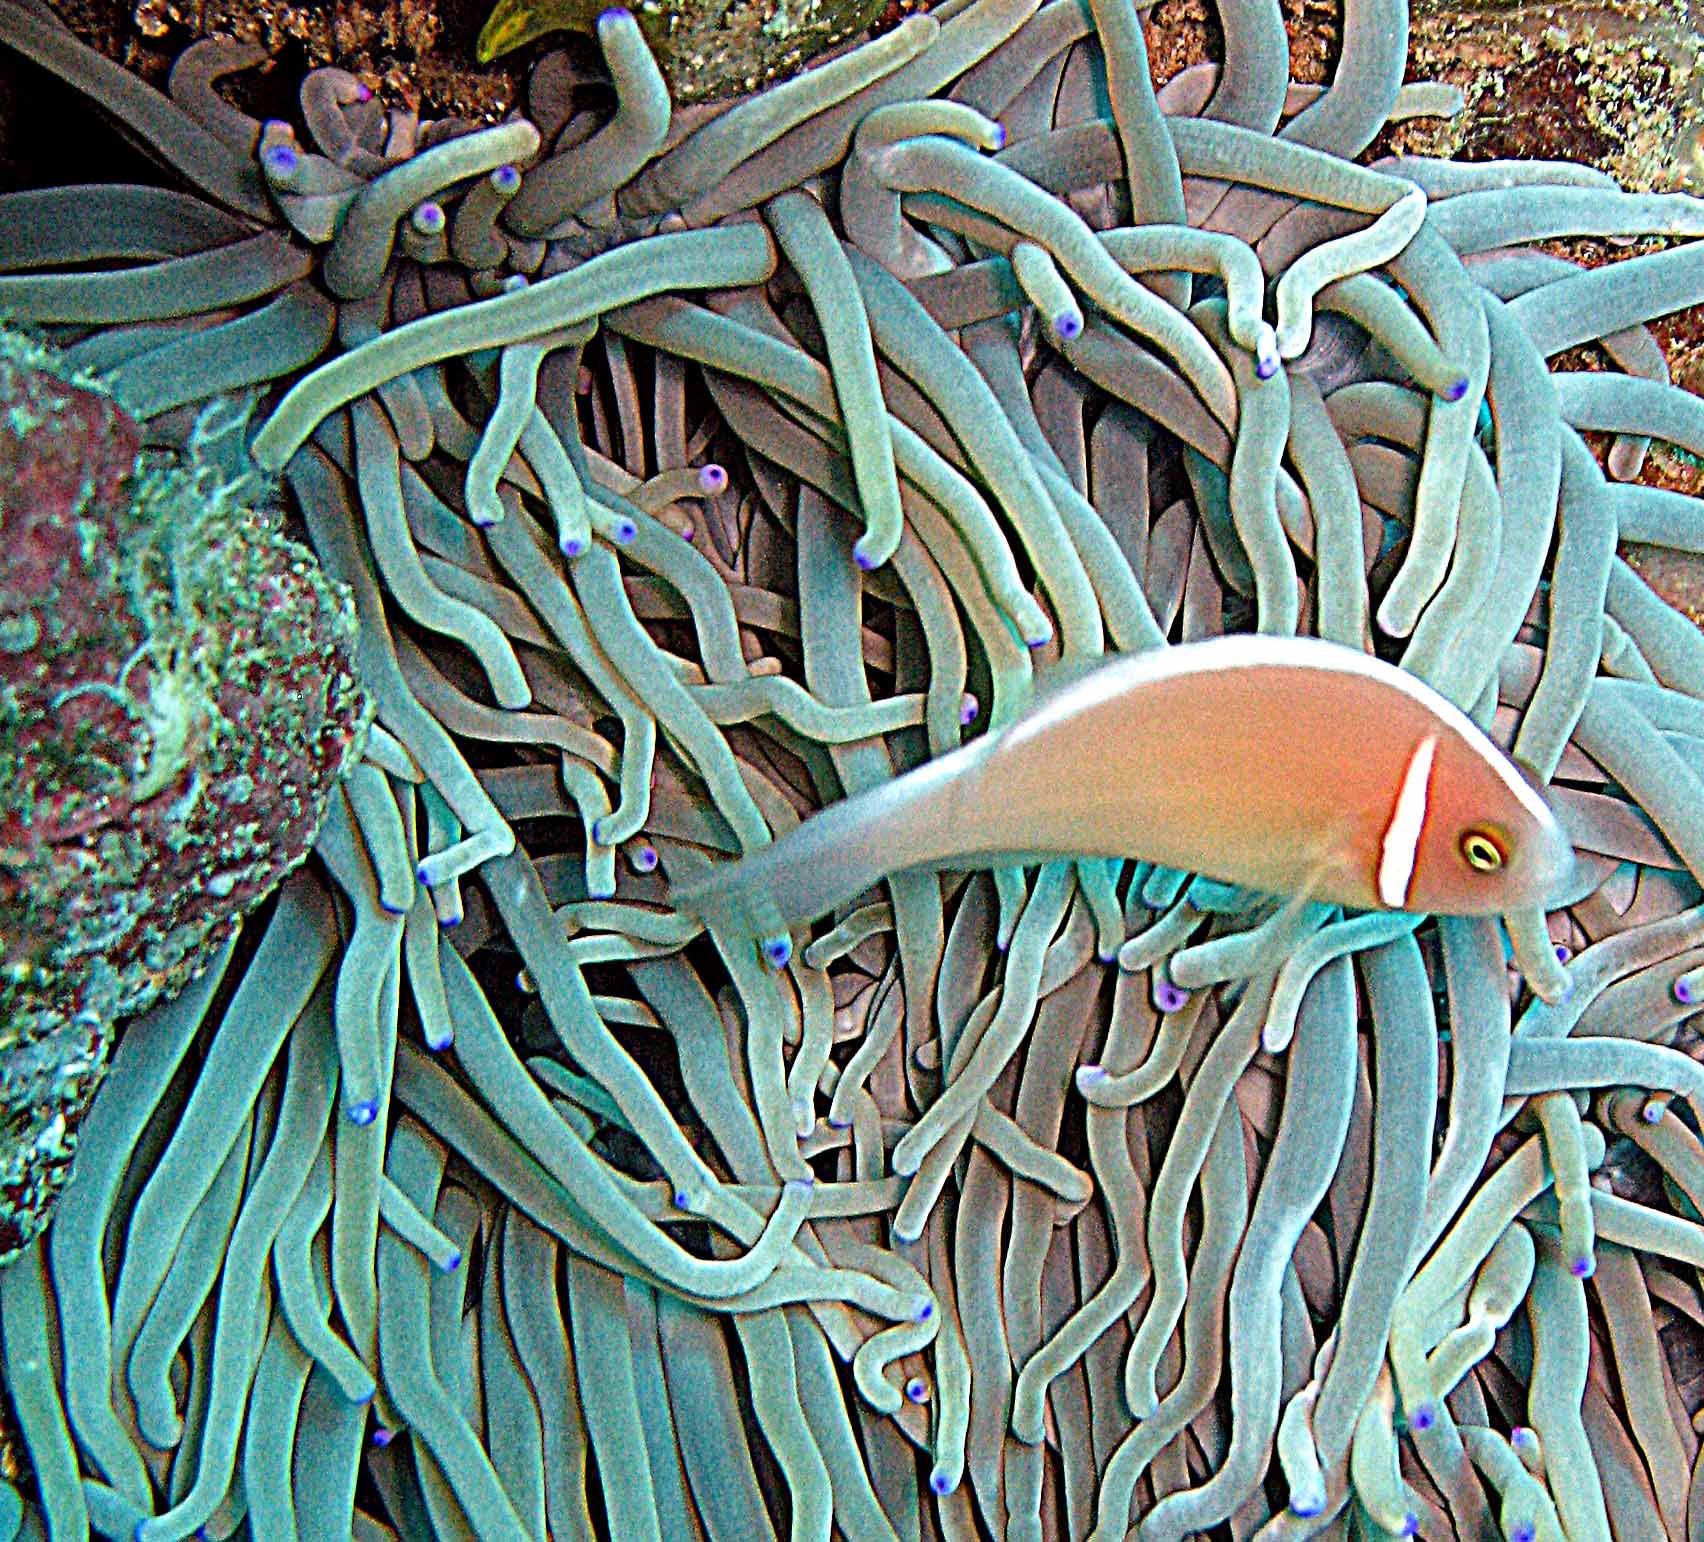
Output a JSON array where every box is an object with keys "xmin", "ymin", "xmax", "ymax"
[
  {"xmin": 1543, "ymin": 841, "xmax": 1581, "ymax": 904},
  {"xmin": 1513, "ymin": 825, "xmax": 1580, "ymax": 911},
  {"xmin": 1507, "ymin": 767, "xmax": 1581, "ymax": 908},
  {"xmin": 1538, "ymin": 782, "xmax": 1582, "ymax": 880}
]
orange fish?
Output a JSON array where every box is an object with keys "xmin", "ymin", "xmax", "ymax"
[{"xmin": 672, "ymin": 635, "xmax": 1574, "ymax": 960}]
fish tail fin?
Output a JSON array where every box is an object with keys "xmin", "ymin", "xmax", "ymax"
[{"xmin": 671, "ymin": 755, "xmax": 965, "ymax": 950}]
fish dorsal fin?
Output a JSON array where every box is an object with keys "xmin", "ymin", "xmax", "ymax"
[{"xmin": 1015, "ymin": 652, "xmax": 1119, "ymax": 718}]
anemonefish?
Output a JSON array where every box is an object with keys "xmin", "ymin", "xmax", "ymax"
[{"xmin": 670, "ymin": 634, "xmax": 1575, "ymax": 950}]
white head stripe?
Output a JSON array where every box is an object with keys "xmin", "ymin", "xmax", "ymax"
[{"xmin": 1378, "ymin": 735, "xmax": 1437, "ymax": 908}]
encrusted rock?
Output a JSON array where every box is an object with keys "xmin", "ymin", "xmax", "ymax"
[
  {"xmin": 0, "ymin": 328, "xmax": 370, "ymax": 1262},
  {"xmin": 476, "ymin": 0, "xmax": 892, "ymax": 104}
]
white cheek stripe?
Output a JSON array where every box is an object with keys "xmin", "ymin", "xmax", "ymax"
[{"xmin": 1377, "ymin": 735, "xmax": 1437, "ymax": 908}]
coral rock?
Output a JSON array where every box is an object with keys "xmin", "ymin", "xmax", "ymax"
[{"xmin": 0, "ymin": 329, "xmax": 371, "ymax": 1262}]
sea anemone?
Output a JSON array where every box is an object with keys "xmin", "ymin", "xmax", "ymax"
[{"xmin": 3, "ymin": 0, "xmax": 1704, "ymax": 1536}]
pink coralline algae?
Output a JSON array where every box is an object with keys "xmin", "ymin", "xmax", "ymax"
[{"xmin": 0, "ymin": 328, "xmax": 369, "ymax": 1261}]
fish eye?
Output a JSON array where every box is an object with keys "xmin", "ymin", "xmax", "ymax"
[{"xmin": 1460, "ymin": 830, "xmax": 1506, "ymax": 872}]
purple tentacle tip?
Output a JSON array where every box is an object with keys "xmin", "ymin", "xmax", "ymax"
[
  {"xmin": 1408, "ymin": 1404, "xmax": 1435, "ymax": 1432},
  {"xmin": 1155, "ymin": 980, "xmax": 1188, "ymax": 1013},
  {"xmin": 913, "ymin": 1299, "xmax": 934, "ymax": 1323},
  {"xmin": 904, "ymin": 1377, "xmax": 930, "ymax": 1404},
  {"xmin": 1054, "ymin": 312, "xmax": 1083, "ymax": 341},
  {"xmin": 562, "ymin": 536, "xmax": 586, "ymax": 558},
  {"xmin": 493, "ymin": 163, "xmax": 521, "ymax": 192},
  {"xmin": 930, "ymin": 1471, "xmax": 954, "ymax": 1496},
  {"xmin": 348, "ymin": 1099, "xmax": 380, "ymax": 1126},
  {"xmin": 1644, "ymin": 1098, "xmax": 1665, "ymax": 1123},
  {"xmin": 1571, "ymin": 1253, "xmax": 1595, "ymax": 1278},
  {"xmin": 673, "ymin": 1189, "xmax": 693, "ymax": 1210},
  {"xmin": 679, "ymin": 522, "xmax": 696, "ymax": 541},
  {"xmin": 1255, "ymin": 355, "xmax": 1279, "ymax": 380},
  {"xmin": 445, "ymin": 1251, "xmax": 463, "ymax": 1272},
  {"xmin": 372, "ymin": 1427, "xmax": 395, "ymax": 1448},
  {"xmin": 1676, "ymin": 974, "xmax": 1698, "ymax": 1005},
  {"xmin": 599, "ymin": 6, "xmax": 634, "ymax": 23},
  {"xmin": 354, "ymin": 82, "xmax": 374, "ymax": 101},
  {"xmin": 633, "ymin": 844, "xmax": 659, "ymax": 872},
  {"xmin": 1510, "ymin": 1426, "xmax": 1536, "ymax": 1449},
  {"xmin": 1511, "ymin": 1527, "xmax": 1536, "ymax": 1542},
  {"xmin": 261, "ymin": 144, "xmax": 299, "ymax": 176},
  {"xmin": 426, "ymin": 1033, "xmax": 453, "ymax": 1052},
  {"xmin": 412, "ymin": 201, "xmax": 445, "ymax": 233},
  {"xmin": 853, "ymin": 544, "xmax": 878, "ymax": 572},
  {"xmin": 826, "ymin": 1114, "xmax": 852, "ymax": 1129},
  {"xmin": 990, "ymin": 123, "xmax": 1007, "ymax": 151},
  {"xmin": 698, "ymin": 463, "xmax": 728, "ymax": 493},
  {"xmin": 1401, "ymin": 1513, "xmax": 1419, "ymax": 1537},
  {"xmin": 762, "ymin": 936, "xmax": 793, "ymax": 968},
  {"xmin": 1290, "ymin": 1494, "xmax": 1324, "ymax": 1519},
  {"xmin": 379, "ymin": 898, "xmax": 408, "ymax": 916},
  {"xmin": 1554, "ymin": 943, "xmax": 1572, "ymax": 963},
  {"xmin": 1443, "ymin": 375, "xmax": 1471, "ymax": 402},
  {"xmin": 615, "ymin": 519, "xmax": 637, "ymax": 542},
  {"xmin": 959, "ymin": 693, "xmax": 979, "ymax": 726},
  {"xmin": 1078, "ymin": 1065, "xmax": 1108, "ymax": 1086}
]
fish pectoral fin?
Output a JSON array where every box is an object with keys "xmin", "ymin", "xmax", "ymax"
[
  {"xmin": 1283, "ymin": 841, "xmax": 1358, "ymax": 917},
  {"xmin": 1018, "ymin": 653, "xmax": 1117, "ymax": 714},
  {"xmin": 1265, "ymin": 880, "xmax": 1328, "ymax": 933}
]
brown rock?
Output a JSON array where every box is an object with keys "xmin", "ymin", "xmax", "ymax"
[{"xmin": 0, "ymin": 329, "xmax": 370, "ymax": 1263}]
